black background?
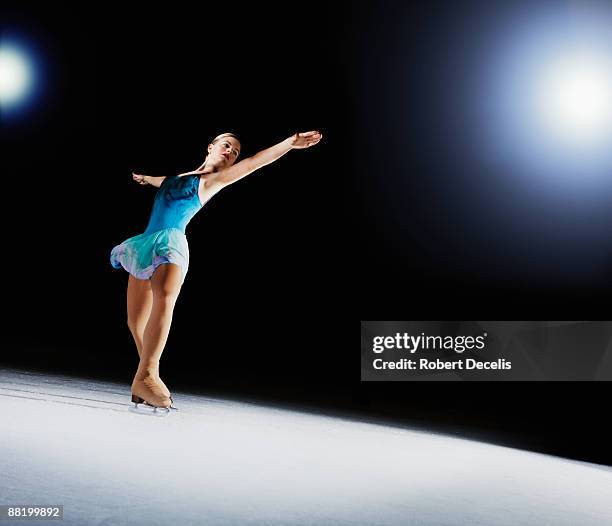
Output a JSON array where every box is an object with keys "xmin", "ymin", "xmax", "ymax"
[{"xmin": 2, "ymin": 1, "xmax": 611, "ymax": 466}]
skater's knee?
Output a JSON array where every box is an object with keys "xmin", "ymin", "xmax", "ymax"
[
  {"xmin": 127, "ymin": 317, "xmax": 145, "ymax": 334},
  {"xmin": 152, "ymin": 292, "xmax": 180, "ymax": 310},
  {"xmin": 151, "ymin": 283, "xmax": 182, "ymax": 303}
]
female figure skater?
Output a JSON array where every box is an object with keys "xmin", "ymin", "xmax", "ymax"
[{"xmin": 110, "ymin": 130, "xmax": 323, "ymax": 410}]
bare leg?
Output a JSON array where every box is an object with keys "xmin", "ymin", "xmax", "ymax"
[
  {"xmin": 126, "ymin": 274, "xmax": 170, "ymax": 397},
  {"xmin": 127, "ymin": 274, "xmax": 153, "ymax": 359},
  {"xmin": 131, "ymin": 263, "xmax": 183, "ymax": 407}
]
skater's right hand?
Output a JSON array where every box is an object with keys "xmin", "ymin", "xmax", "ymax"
[{"xmin": 132, "ymin": 173, "xmax": 149, "ymax": 185}]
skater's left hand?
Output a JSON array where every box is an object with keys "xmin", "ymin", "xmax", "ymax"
[{"xmin": 289, "ymin": 131, "xmax": 323, "ymax": 149}]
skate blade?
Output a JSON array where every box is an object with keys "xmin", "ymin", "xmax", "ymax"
[
  {"xmin": 128, "ymin": 403, "xmax": 172, "ymax": 416},
  {"xmin": 129, "ymin": 395, "xmax": 177, "ymax": 415}
]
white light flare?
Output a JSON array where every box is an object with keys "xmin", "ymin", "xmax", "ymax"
[
  {"xmin": 0, "ymin": 45, "xmax": 34, "ymax": 109},
  {"xmin": 479, "ymin": 6, "xmax": 612, "ymax": 192},
  {"xmin": 532, "ymin": 49, "xmax": 612, "ymax": 147}
]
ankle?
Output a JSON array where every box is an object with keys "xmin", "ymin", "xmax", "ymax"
[{"xmin": 135, "ymin": 364, "xmax": 160, "ymax": 379}]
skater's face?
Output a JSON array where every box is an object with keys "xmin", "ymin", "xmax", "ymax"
[{"xmin": 207, "ymin": 135, "xmax": 241, "ymax": 168}]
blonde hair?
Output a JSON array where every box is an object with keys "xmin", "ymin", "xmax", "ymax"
[{"xmin": 212, "ymin": 132, "xmax": 240, "ymax": 145}]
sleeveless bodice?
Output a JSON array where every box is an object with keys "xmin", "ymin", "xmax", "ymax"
[{"xmin": 143, "ymin": 175, "xmax": 203, "ymax": 234}]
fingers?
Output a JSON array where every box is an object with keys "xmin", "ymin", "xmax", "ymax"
[
  {"xmin": 307, "ymin": 134, "xmax": 322, "ymax": 145},
  {"xmin": 132, "ymin": 173, "xmax": 148, "ymax": 185},
  {"xmin": 296, "ymin": 130, "xmax": 323, "ymax": 148},
  {"xmin": 290, "ymin": 131, "xmax": 323, "ymax": 149}
]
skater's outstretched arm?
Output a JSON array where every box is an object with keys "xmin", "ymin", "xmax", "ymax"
[
  {"xmin": 215, "ymin": 131, "xmax": 322, "ymax": 188},
  {"xmin": 132, "ymin": 173, "xmax": 166, "ymax": 188}
]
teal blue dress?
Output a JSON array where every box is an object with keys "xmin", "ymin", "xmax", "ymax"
[{"xmin": 110, "ymin": 175, "xmax": 203, "ymax": 284}]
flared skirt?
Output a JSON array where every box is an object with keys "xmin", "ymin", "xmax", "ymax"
[{"xmin": 110, "ymin": 227, "xmax": 189, "ymax": 284}]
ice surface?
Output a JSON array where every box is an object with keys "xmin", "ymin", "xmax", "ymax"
[{"xmin": 1, "ymin": 367, "xmax": 611, "ymax": 525}]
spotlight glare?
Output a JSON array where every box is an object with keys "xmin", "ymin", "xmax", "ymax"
[
  {"xmin": 0, "ymin": 45, "xmax": 33, "ymax": 107},
  {"xmin": 533, "ymin": 50, "xmax": 612, "ymax": 145}
]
